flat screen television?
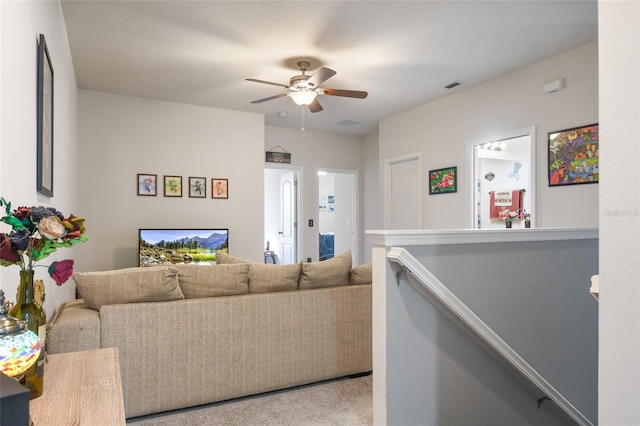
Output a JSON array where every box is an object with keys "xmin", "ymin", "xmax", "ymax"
[{"xmin": 138, "ymin": 228, "xmax": 228, "ymax": 267}]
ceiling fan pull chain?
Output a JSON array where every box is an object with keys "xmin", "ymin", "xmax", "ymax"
[{"xmin": 300, "ymin": 107, "xmax": 306, "ymax": 135}]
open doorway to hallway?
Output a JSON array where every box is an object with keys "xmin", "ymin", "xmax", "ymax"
[
  {"xmin": 264, "ymin": 166, "xmax": 301, "ymax": 264},
  {"xmin": 317, "ymin": 169, "xmax": 358, "ymax": 265}
]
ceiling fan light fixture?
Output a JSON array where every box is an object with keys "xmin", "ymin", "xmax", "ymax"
[{"xmin": 290, "ymin": 89, "xmax": 317, "ymax": 106}]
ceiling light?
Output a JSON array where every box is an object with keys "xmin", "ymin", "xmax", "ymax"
[{"xmin": 290, "ymin": 89, "xmax": 317, "ymax": 106}]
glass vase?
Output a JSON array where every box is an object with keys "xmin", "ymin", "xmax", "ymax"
[
  {"xmin": 505, "ymin": 220, "xmax": 512, "ymax": 229},
  {"xmin": 9, "ymin": 270, "xmax": 46, "ymax": 399}
]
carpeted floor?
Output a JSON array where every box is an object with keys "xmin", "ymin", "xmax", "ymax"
[{"xmin": 127, "ymin": 373, "xmax": 373, "ymax": 426}]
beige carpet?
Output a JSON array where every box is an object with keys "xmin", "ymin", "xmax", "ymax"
[{"xmin": 127, "ymin": 374, "xmax": 373, "ymax": 426}]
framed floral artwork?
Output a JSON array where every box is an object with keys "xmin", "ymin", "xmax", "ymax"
[
  {"xmin": 548, "ymin": 123, "xmax": 599, "ymax": 186},
  {"xmin": 137, "ymin": 174, "xmax": 157, "ymax": 196},
  {"xmin": 164, "ymin": 175, "xmax": 182, "ymax": 197},
  {"xmin": 429, "ymin": 166, "xmax": 457, "ymax": 195},
  {"xmin": 211, "ymin": 178, "xmax": 228, "ymax": 199},
  {"xmin": 189, "ymin": 177, "xmax": 206, "ymax": 198}
]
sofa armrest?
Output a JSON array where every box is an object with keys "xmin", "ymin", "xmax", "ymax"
[{"xmin": 47, "ymin": 299, "xmax": 101, "ymax": 354}]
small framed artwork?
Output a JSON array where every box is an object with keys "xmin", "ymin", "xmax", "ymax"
[
  {"xmin": 189, "ymin": 177, "xmax": 206, "ymax": 198},
  {"xmin": 211, "ymin": 178, "xmax": 228, "ymax": 199},
  {"xmin": 137, "ymin": 174, "xmax": 157, "ymax": 196},
  {"xmin": 548, "ymin": 123, "xmax": 599, "ymax": 186},
  {"xmin": 429, "ymin": 166, "xmax": 457, "ymax": 195},
  {"xmin": 164, "ymin": 175, "xmax": 182, "ymax": 197},
  {"xmin": 37, "ymin": 34, "xmax": 54, "ymax": 197}
]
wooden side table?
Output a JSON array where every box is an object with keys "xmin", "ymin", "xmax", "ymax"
[{"xmin": 30, "ymin": 347, "xmax": 125, "ymax": 425}]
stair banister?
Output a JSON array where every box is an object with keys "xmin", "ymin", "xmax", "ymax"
[{"xmin": 387, "ymin": 246, "xmax": 593, "ymax": 426}]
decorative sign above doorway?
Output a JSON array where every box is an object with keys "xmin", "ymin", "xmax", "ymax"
[{"xmin": 265, "ymin": 145, "xmax": 291, "ymax": 164}]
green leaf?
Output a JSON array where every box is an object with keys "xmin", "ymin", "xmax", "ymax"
[{"xmin": 1, "ymin": 216, "xmax": 26, "ymax": 231}]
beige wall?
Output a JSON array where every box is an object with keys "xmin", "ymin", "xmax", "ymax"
[
  {"xmin": 379, "ymin": 42, "xmax": 599, "ymax": 229},
  {"xmin": 0, "ymin": 0, "xmax": 78, "ymax": 315},
  {"xmin": 75, "ymin": 90, "xmax": 265, "ymax": 271},
  {"xmin": 598, "ymin": 1, "xmax": 640, "ymax": 423},
  {"xmin": 264, "ymin": 126, "xmax": 370, "ymax": 264}
]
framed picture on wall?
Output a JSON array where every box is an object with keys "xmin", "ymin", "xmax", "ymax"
[
  {"xmin": 164, "ymin": 175, "xmax": 182, "ymax": 197},
  {"xmin": 211, "ymin": 178, "xmax": 228, "ymax": 199},
  {"xmin": 429, "ymin": 166, "xmax": 457, "ymax": 195},
  {"xmin": 548, "ymin": 123, "xmax": 599, "ymax": 186},
  {"xmin": 189, "ymin": 177, "xmax": 206, "ymax": 198},
  {"xmin": 137, "ymin": 174, "xmax": 157, "ymax": 196},
  {"xmin": 37, "ymin": 34, "xmax": 54, "ymax": 197}
]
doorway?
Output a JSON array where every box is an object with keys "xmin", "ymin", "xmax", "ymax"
[
  {"xmin": 317, "ymin": 169, "xmax": 358, "ymax": 265},
  {"xmin": 264, "ymin": 166, "xmax": 301, "ymax": 264},
  {"xmin": 384, "ymin": 154, "xmax": 421, "ymax": 229},
  {"xmin": 468, "ymin": 126, "xmax": 536, "ymax": 229}
]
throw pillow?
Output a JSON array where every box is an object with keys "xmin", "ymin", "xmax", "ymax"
[
  {"xmin": 248, "ymin": 263, "xmax": 301, "ymax": 293},
  {"xmin": 216, "ymin": 253, "xmax": 252, "ymax": 264},
  {"xmin": 350, "ymin": 262, "xmax": 372, "ymax": 285},
  {"xmin": 174, "ymin": 264, "xmax": 250, "ymax": 298},
  {"xmin": 73, "ymin": 266, "xmax": 184, "ymax": 311},
  {"xmin": 299, "ymin": 250, "xmax": 352, "ymax": 290}
]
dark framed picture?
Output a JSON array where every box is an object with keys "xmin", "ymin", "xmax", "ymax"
[
  {"xmin": 37, "ymin": 34, "xmax": 54, "ymax": 197},
  {"xmin": 429, "ymin": 166, "xmax": 457, "ymax": 195},
  {"xmin": 137, "ymin": 174, "xmax": 157, "ymax": 196},
  {"xmin": 211, "ymin": 178, "xmax": 228, "ymax": 199},
  {"xmin": 548, "ymin": 123, "xmax": 599, "ymax": 186},
  {"xmin": 189, "ymin": 177, "xmax": 206, "ymax": 198},
  {"xmin": 164, "ymin": 175, "xmax": 182, "ymax": 197}
]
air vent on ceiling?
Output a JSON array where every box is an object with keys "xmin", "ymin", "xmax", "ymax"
[
  {"xmin": 445, "ymin": 82, "xmax": 462, "ymax": 89},
  {"xmin": 337, "ymin": 120, "xmax": 360, "ymax": 127}
]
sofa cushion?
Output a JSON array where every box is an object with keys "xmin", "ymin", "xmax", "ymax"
[
  {"xmin": 350, "ymin": 262, "xmax": 372, "ymax": 285},
  {"xmin": 248, "ymin": 263, "xmax": 301, "ymax": 293},
  {"xmin": 215, "ymin": 253, "xmax": 251, "ymax": 264},
  {"xmin": 73, "ymin": 266, "xmax": 184, "ymax": 311},
  {"xmin": 174, "ymin": 264, "xmax": 250, "ymax": 298},
  {"xmin": 299, "ymin": 251, "xmax": 352, "ymax": 290}
]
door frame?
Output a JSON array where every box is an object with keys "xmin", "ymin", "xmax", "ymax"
[
  {"xmin": 264, "ymin": 164, "xmax": 303, "ymax": 263},
  {"xmin": 317, "ymin": 167, "xmax": 359, "ymax": 265},
  {"xmin": 466, "ymin": 126, "xmax": 536, "ymax": 228},
  {"xmin": 384, "ymin": 153, "xmax": 422, "ymax": 229}
]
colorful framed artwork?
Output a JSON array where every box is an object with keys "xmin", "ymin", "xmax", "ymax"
[
  {"xmin": 189, "ymin": 177, "xmax": 206, "ymax": 198},
  {"xmin": 137, "ymin": 174, "xmax": 157, "ymax": 196},
  {"xmin": 164, "ymin": 175, "xmax": 182, "ymax": 197},
  {"xmin": 37, "ymin": 34, "xmax": 54, "ymax": 197},
  {"xmin": 211, "ymin": 178, "xmax": 228, "ymax": 199},
  {"xmin": 429, "ymin": 166, "xmax": 457, "ymax": 195},
  {"xmin": 548, "ymin": 123, "xmax": 599, "ymax": 186}
]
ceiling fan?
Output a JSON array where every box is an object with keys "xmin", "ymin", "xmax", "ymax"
[{"xmin": 246, "ymin": 61, "xmax": 368, "ymax": 113}]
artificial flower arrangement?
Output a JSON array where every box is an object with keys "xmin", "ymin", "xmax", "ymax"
[
  {"xmin": 0, "ymin": 197, "xmax": 87, "ymax": 285},
  {"xmin": 518, "ymin": 210, "xmax": 531, "ymax": 221},
  {"xmin": 498, "ymin": 209, "xmax": 519, "ymax": 221},
  {"xmin": 499, "ymin": 209, "xmax": 532, "ymax": 222}
]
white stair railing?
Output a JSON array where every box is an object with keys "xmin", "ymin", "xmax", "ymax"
[{"xmin": 387, "ymin": 246, "xmax": 593, "ymax": 426}]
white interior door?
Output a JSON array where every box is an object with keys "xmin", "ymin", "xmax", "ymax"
[
  {"xmin": 279, "ymin": 171, "xmax": 296, "ymax": 264},
  {"xmin": 385, "ymin": 155, "xmax": 421, "ymax": 229}
]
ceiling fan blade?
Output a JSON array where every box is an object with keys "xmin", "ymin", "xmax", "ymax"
[
  {"xmin": 308, "ymin": 98, "xmax": 323, "ymax": 113},
  {"xmin": 322, "ymin": 88, "xmax": 368, "ymax": 99},
  {"xmin": 306, "ymin": 67, "xmax": 336, "ymax": 88},
  {"xmin": 246, "ymin": 78, "xmax": 289, "ymax": 89},
  {"xmin": 251, "ymin": 92, "xmax": 289, "ymax": 104}
]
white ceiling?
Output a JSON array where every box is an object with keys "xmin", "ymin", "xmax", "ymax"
[{"xmin": 61, "ymin": 1, "xmax": 598, "ymax": 136}]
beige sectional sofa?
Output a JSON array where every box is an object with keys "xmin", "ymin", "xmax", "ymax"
[{"xmin": 47, "ymin": 251, "xmax": 372, "ymax": 419}]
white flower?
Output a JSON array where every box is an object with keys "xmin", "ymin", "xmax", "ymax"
[{"xmin": 38, "ymin": 216, "xmax": 67, "ymax": 240}]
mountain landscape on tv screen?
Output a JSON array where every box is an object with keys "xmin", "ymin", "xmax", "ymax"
[{"xmin": 139, "ymin": 231, "xmax": 228, "ymax": 266}]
